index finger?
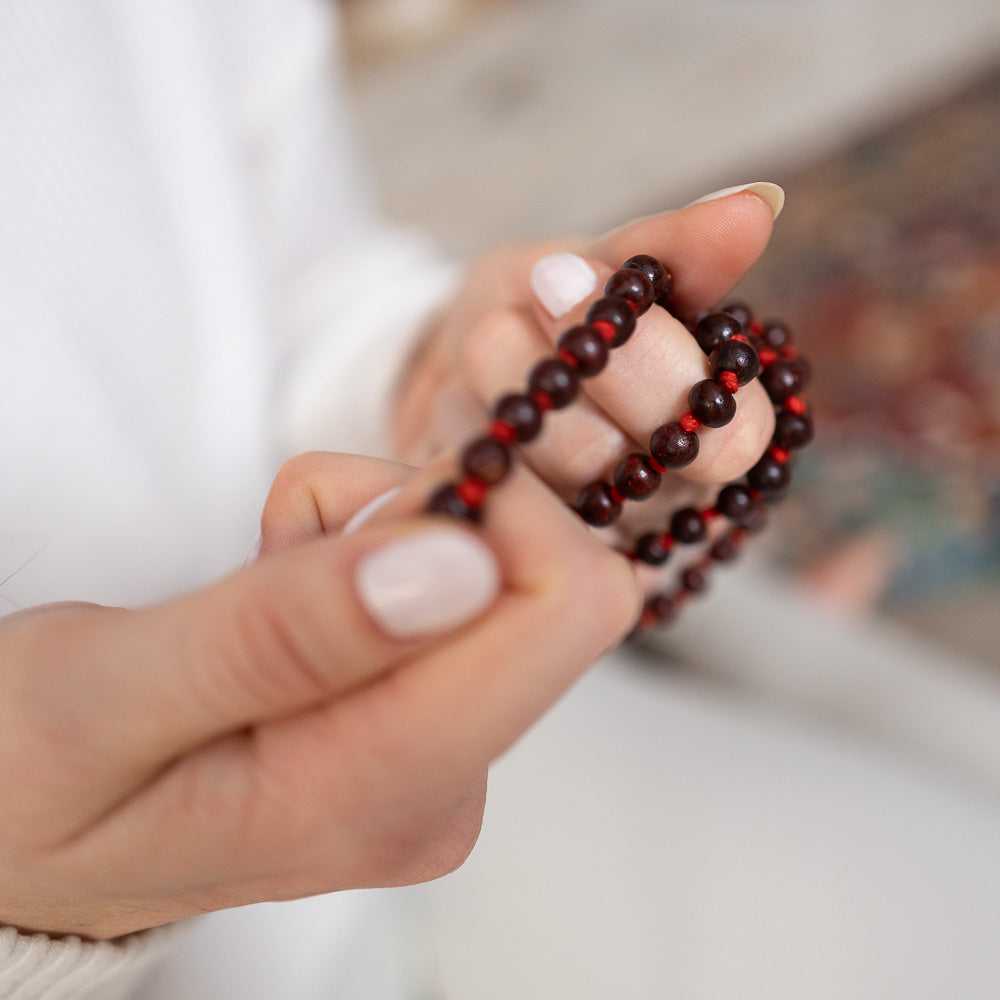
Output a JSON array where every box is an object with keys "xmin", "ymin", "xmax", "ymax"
[{"xmin": 590, "ymin": 183, "xmax": 783, "ymax": 313}]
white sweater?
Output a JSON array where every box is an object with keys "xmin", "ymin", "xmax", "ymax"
[{"xmin": 0, "ymin": 0, "xmax": 453, "ymax": 996}]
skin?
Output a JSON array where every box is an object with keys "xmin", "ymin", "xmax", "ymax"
[{"xmin": 0, "ymin": 193, "xmax": 775, "ymax": 939}]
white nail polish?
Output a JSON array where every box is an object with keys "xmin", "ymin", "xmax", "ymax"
[
  {"xmin": 530, "ymin": 252, "xmax": 597, "ymax": 318},
  {"xmin": 344, "ymin": 486, "xmax": 403, "ymax": 535},
  {"xmin": 685, "ymin": 182, "xmax": 785, "ymax": 220},
  {"xmin": 356, "ymin": 528, "xmax": 500, "ymax": 639}
]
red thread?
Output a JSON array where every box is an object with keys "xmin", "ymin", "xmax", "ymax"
[
  {"xmin": 592, "ymin": 318, "xmax": 617, "ymax": 343},
  {"xmin": 456, "ymin": 477, "xmax": 487, "ymax": 509},
  {"xmin": 719, "ymin": 371, "xmax": 739, "ymax": 394},
  {"xmin": 488, "ymin": 420, "xmax": 517, "ymax": 444},
  {"xmin": 700, "ymin": 507, "xmax": 719, "ymax": 522},
  {"xmin": 758, "ymin": 347, "xmax": 778, "ymax": 367},
  {"xmin": 784, "ymin": 395, "xmax": 807, "ymax": 415},
  {"xmin": 770, "ymin": 445, "xmax": 791, "ymax": 464},
  {"xmin": 680, "ymin": 412, "xmax": 701, "ymax": 433},
  {"xmin": 532, "ymin": 390, "xmax": 553, "ymax": 411},
  {"xmin": 609, "ymin": 486, "xmax": 626, "ymax": 505}
]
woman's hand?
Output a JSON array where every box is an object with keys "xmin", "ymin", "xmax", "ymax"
[
  {"xmin": 0, "ymin": 452, "xmax": 639, "ymax": 940},
  {"xmin": 393, "ymin": 187, "xmax": 782, "ymax": 522}
]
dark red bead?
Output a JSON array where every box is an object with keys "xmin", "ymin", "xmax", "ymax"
[
  {"xmin": 613, "ymin": 453, "xmax": 662, "ymax": 500},
  {"xmin": 716, "ymin": 484, "xmax": 756, "ymax": 524},
  {"xmin": 710, "ymin": 339, "xmax": 760, "ymax": 386},
  {"xmin": 742, "ymin": 503, "xmax": 769, "ymax": 533},
  {"xmin": 681, "ymin": 565, "xmax": 709, "ymax": 594},
  {"xmin": 688, "ymin": 379, "xmax": 736, "ymax": 428},
  {"xmin": 773, "ymin": 410, "xmax": 814, "ymax": 449},
  {"xmin": 527, "ymin": 358, "xmax": 579, "ymax": 409},
  {"xmin": 709, "ymin": 535, "xmax": 741, "ymax": 562},
  {"xmin": 693, "ymin": 311, "xmax": 743, "ymax": 354},
  {"xmin": 720, "ymin": 301, "xmax": 753, "ymax": 328},
  {"xmin": 585, "ymin": 296, "xmax": 636, "ymax": 347},
  {"xmin": 649, "ymin": 421, "xmax": 699, "ymax": 469},
  {"xmin": 760, "ymin": 320, "xmax": 792, "ymax": 350},
  {"xmin": 747, "ymin": 454, "xmax": 791, "ymax": 494},
  {"xmin": 670, "ymin": 507, "xmax": 706, "ymax": 544},
  {"xmin": 556, "ymin": 324, "xmax": 610, "ymax": 377},
  {"xmin": 493, "ymin": 393, "xmax": 543, "ymax": 442},
  {"xmin": 425, "ymin": 483, "xmax": 481, "ymax": 523},
  {"xmin": 649, "ymin": 593, "xmax": 681, "ymax": 624},
  {"xmin": 788, "ymin": 357, "xmax": 812, "ymax": 390},
  {"xmin": 622, "ymin": 254, "xmax": 674, "ymax": 306},
  {"xmin": 760, "ymin": 360, "xmax": 804, "ymax": 403},
  {"xmin": 460, "ymin": 436, "xmax": 512, "ymax": 485},
  {"xmin": 575, "ymin": 481, "xmax": 623, "ymax": 526},
  {"xmin": 635, "ymin": 533, "xmax": 672, "ymax": 566},
  {"xmin": 604, "ymin": 269, "xmax": 655, "ymax": 314}
]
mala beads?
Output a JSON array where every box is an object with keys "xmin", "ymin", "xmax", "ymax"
[{"xmin": 424, "ymin": 254, "xmax": 813, "ymax": 631}]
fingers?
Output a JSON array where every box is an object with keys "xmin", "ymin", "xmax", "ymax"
[
  {"xmin": 590, "ymin": 185, "xmax": 781, "ymax": 313},
  {"xmin": 460, "ymin": 307, "xmax": 631, "ymax": 494},
  {"xmin": 227, "ymin": 461, "xmax": 641, "ymax": 887},
  {"xmin": 258, "ymin": 452, "xmax": 412, "ymax": 556},
  {"xmin": 361, "ymin": 463, "xmax": 641, "ymax": 747},
  {"xmin": 461, "ymin": 297, "xmax": 774, "ymax": 492},
  {"xmin": 51, "ymin": 460, "xmax": 642, "ymax": 903},
  {"xmin": 530, "ymin": 254, "xmax": 776, "ymax": 484},
  {"xmin": 0, "ymin": 456, "xmax": 507, "ymax": 835}
]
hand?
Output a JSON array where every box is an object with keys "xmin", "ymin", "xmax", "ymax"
[
  {"xmin": 393, "ymin": 189, "xmax": 780, "ymax": 523},
  {"xmin": 0, "ymin": 453, "xmax": 638, "ymax": 940}
]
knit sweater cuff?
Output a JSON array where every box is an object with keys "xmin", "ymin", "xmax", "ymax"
[{"xmin": 0, "ymin": 922, "xmax": 188, "ymax": 1000}]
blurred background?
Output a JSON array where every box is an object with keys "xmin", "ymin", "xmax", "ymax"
[{"xmin": 340, "ymin": 0, "xmax": 1000, "ymax": 666}]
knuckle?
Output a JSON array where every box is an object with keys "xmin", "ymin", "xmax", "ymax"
[
  {"xmin": 376, "ymin": 796, "xmax": 486, "ymax": 886},
  {"xmin": 460, "ymin": 305, "xmax": 530, "ymax": 383},
  {"xmin": 696, "ymin": 387, "xmax": 776, "ymax": 483},
  {"xmin": 541, "ymin": 418, "xmax": 627, "ymax": 488},
  {"xmin": 260, "ymin": 453, "xmax": 323, "ymax": 533},
  {"xmin": 557, "ymin": 538, "xmax": 643, "ymax": 647}
]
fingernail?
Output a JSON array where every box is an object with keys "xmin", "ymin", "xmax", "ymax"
[
  {"xmin": 356, "ymin": 528, "xmax": 500, "ymax": 639},
  {"xmin": 529, "ymin": 252, "xmax": 597, "ymax": 318},
  {"xmin": 685, "ymin": 182, "xmax": 785, "ymax": 220},
  {"xmin": 344, "ymin": 487, "xmax": 403, "ymax": 535}
]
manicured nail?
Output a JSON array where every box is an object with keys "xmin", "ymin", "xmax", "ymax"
[
  {"xmin": 356, "ymin": 528, "xmax": 500, "ymax": 639},
  {"xmin": 344, "ymin": 487, "xmax": 403, "ymax": 535},
  {"xmin": 530, "ymin": 252, "xmax": 597, "ymax": 318},
  {"xmin": 685, "ymin": 182, "xmax": 785, "ymax": 220}
]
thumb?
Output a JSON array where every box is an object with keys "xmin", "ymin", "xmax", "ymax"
[
  {"xmin": 8, "ymin": 517, "xmax": 500, "ymax": 812},
  {"xmin": 139, "ymin": 517, "xmax": 501, "ymax": 755}
]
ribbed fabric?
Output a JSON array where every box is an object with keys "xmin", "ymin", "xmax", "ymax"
[{"xmin": 0, "ymin": 924, "xmax": 187, "ymax": 1000}]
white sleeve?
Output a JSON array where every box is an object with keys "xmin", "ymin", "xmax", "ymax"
[
  {"xmin": 211, "ymin": 0, "xmax": 460, "ymax": 460},
  {"xmin": 0, "ymin": 923, "xmax": 187, "ymax": 1000},
  {"xmin": 272, "ymin": 228, "xmax": 459, "ymax": 459}
]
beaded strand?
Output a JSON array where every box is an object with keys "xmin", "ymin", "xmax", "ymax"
[
  {"xmin": 423, "ymin": 255, "xmax": 813, "ymax": 631},
  {"xmin": 630, "ymin": 305, "xmax": 813, "ymax": 629}
]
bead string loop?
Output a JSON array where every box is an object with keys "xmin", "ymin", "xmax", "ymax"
[{"xmin": 424, "ymin": 255, "xmax": 813, "ymax": 631}]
